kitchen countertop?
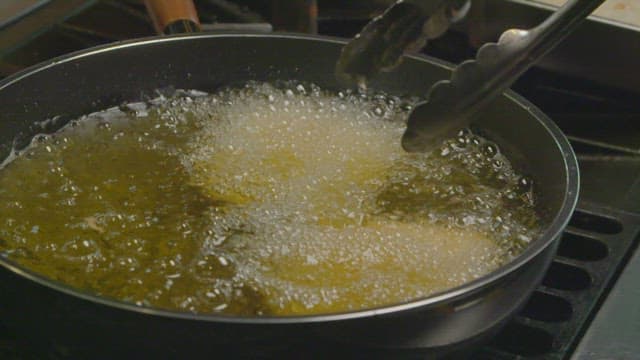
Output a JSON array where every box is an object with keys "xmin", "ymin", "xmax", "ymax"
[{"xmin": 530, "ymin": 0, "xmax": 640, "ymax": 28}]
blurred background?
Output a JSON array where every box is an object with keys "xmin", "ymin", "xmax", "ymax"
[
  {"xmin": 0, "ymin": 0, "xmax": 393, "ymax": 79},
  {"xmin": 1, "ymin": 0, "xmax": 639, "ymax": 87}
]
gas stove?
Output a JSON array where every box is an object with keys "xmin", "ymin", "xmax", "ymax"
[{"xmin": 1, "ymin": 1, "xmax": 639, "ymax": 359}]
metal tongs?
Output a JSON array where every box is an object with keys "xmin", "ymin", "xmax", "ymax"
[
  {"xmin": 336, "ymin": 0, "xmax": 471, "ymax": 86},
  {"xmin": 337, "ymin": 0, "xmax": 606, "ymax": 152}
]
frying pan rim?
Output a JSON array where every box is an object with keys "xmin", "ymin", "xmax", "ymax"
[{"xmin": 0, "ymin": 32, "xmax": 579, "ymax": 324}]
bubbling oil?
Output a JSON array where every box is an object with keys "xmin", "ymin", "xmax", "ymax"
[{"xmin": 0, "ymin": 82, "xmax": 539, "ymax": 315}]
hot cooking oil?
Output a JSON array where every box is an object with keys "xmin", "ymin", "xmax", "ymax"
[{"xmin": 0, "ymin": 82, "xmax": 539, "ymax": 315}]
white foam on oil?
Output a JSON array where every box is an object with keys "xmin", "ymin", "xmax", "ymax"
[{"xmin": 179, "ymin": 83, "xmax": 529, "ymax": 315}]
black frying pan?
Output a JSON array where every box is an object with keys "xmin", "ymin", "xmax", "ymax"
[{"xmin": 0, "ymin": 32, "xmax": 578, "ymax": 358}]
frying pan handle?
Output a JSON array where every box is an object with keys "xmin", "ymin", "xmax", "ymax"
[{"xmin": 144, "ymin": 0, "xmax": 201, "ymax": 34}]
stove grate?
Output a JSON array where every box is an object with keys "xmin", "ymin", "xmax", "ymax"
[{"xmin": 476, "ymin": 203, "xmax": 640, "ymax": 359}]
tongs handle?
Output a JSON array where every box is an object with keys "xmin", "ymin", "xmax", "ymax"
[{"xmin": 402, "ymin": 0, "xmax": 606, "ymax": 152}]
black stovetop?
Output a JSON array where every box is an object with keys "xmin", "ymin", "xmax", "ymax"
[{"xmin": 1, "ymin": 1, "xmax": 639, "ymax": 359}]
